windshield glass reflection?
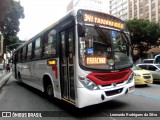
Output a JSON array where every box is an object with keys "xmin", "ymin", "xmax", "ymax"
[{"xmin": 79, "ymin": 26, "xmax": 133, "ymax": 70}]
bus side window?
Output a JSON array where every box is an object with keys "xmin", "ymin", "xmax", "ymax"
[
  {"xmin": 33, "ymin": 37, "xmax": 42, "ymax": 59},
  {"xmin": 17, "ymin": 50, "xmax": 21, "ymax": 62},
  {"xmin": 42, "ymin": 29, "xmax": 57, "ymax": 58},
  {"xmin": 22, "ymin": 47, "xmax": 27, "ymax": 62},
  {"xmin": 20, "ymin": 49, "xmax": 23, "ymax": 62},
  {"xmin": 49, "ymin": 30, "xmax": 57, "ymax": 56},
  {"xmin": 26, "ymin": 43, "xmax": 32, "ymax": 61},
  {"xmin": 42, "ymin": 33, "xmax": 49, "ymax": 57}
]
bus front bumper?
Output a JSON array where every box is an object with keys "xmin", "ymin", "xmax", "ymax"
[{"xmin": 76, "ymin": 82, "xmax": 134, "ymax": 108}]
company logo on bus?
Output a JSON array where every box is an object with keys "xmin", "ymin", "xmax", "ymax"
[
  {"xmin": 83, "ymin": 14, "xmax": 124, "ymax": 29},
  {"xmin": 112, "ymin": 82, "xmax": 117, "ymax": 87}
]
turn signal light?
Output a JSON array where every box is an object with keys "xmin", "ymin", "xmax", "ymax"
[{"xmin": 47, "ymin": 59, "xmax": 57, "ymax": 66}]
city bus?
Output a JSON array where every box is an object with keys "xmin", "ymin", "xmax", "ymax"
[{"xmin": 12, "ymin": 9, "xmax": 134, "ymax": 108}]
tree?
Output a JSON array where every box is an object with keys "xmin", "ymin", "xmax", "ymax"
[
  {"xmin": 0, "ymin": 0, "xmax": 24, "ymax": 52},
  {"xmin": 6, "ymin": 36, "xmax": 20, "ymax": 51},
  {"xmin": 126, "ymin": 19, "xmax": 160, "ymax": 63},
  {"xmin": 0, "ymin": 0, "xmax": 11, "ymax": 23}
]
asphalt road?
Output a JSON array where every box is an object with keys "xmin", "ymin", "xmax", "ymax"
[{"xmin": 0, "ymin": 76, "xmax": 160, "ymax": 120}]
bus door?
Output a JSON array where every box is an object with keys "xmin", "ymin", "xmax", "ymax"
[{"xmin": 60, "ymin": 28, "xmax": 75, "ymax": 102}]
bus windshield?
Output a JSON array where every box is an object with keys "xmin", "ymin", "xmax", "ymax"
[{"xmin": 79, "ymin": 25, "xmax": 132, "ymax": 70}]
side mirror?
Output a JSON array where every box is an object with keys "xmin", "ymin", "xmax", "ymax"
[{"xmin": 78, "ymin": 23, "xmax": 85, "ymax": 37}]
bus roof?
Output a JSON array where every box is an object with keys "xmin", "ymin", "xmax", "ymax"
[
  {"xmin": 15, "ymin": 9, "xmax": 79, "ymax": 52},
  {"xmin": 15, "ymin": 9, "xmax": 126, "ymax": 52}
]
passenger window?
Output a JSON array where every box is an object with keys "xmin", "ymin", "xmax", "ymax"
[
  {"xmin": 33, "ymin": 37, "xmax": 42, "ymax": 59},
  {"xmin": 42, "ymin": 29, "xmax": 57, "ymax": 58},
  {"xmin": 17, "ymin": 50, "xmax": 21, "ymax": 62},
  {"xmin": 20, "ymin": 49, "xmax": 23, "ymax": 62},
  {"xmin": 27, "ymin": 43, "xmax": 32, "ymax": 61},
  {"xmin": 22, "ymin": 47, "xmax": 27, "ymax": 61}
]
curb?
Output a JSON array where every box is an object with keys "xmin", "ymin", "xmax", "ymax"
[{"xmin": 0, "ymin": 73, "xmax": 12, "ymax": 89}]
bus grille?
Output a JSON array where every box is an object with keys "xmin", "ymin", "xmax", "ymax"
[
  {"xmin": 105, "ymin": 88, "xmax": 123, "ymax": 96},
  {"xmin": 95, "ymin": 72, "xmax": 128, "ymax": 81},
  {"xmin": 87, "ymin": 69, "xmax": 132, "ymax": 85}
]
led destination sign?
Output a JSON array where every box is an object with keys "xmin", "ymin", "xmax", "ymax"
[
  {"xmin": 86, "ymin": 56, "xmax": 107, "ymax": 65},
  {"xmin": 84, "ymin": 13, "xmax": 124, "ymax": 29}
]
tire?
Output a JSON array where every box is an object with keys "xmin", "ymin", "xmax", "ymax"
[{"xmin": 45, "ymin": 81, "xmax": 54, "ymax": 100}]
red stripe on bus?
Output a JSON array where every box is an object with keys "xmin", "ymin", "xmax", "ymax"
[
  {"xmin": 87, "ymin": 69, "xmax": 132, "ymax": 85},
  {"xmin": 52, "ymin": 66, "xmax": 58, "ymax": 79}
]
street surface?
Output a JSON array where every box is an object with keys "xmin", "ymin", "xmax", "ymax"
[{"xmin": 0, "ymin": 76, "xmax": 160, "ymax": 120}]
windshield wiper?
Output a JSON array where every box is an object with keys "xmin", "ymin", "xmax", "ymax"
[
  {"xmin": 94, "ymin": 24, "xmax": 111, "ymax": 46},
  {"xmin": 94, "ymin": 24, "xmax": 114, "ymax": 57}
]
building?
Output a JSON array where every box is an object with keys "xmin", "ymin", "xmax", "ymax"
[
  {"xmin": 109, "ymin": 0, "xmax": 129, "ymax": 20},
  {"xmin": 129, "ymin": 0, "xmax": 160, "ymax": 22},
  {"xmin": 109, "ymin": 0, "xmax": 160, "ymax": 22},
  {"xmin": 67, "ymin": 0, "xmax": 109, "ymax": 13},
  {"xmin": 110, "ymin": 0, "xmax": 160, "ymax": 22},
  {"xmin": 129, "ymin": 0, "xmax": 160, "ymax": 58}
]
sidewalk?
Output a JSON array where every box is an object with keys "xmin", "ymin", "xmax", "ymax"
[{"xmin": 0, "ymin": 71, "xmax": 12, "ymax": 89}]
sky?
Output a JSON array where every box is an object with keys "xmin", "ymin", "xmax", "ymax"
[
  {"xmin": 17, "ymin": 0, "xmax": 109, "ymax": 40},
  {"xmin": 17, "ymin": 0, "xmax": 70, "ymax": 40}
]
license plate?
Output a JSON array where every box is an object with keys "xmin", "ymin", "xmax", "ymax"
[{"xmin": 146, "ymin": 80, "xmax": 151, "ymax": 83}]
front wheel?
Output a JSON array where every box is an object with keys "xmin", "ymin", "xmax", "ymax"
[{"xmin": 45, "ymin": 81, "xmax": 54, "ymax": 100}]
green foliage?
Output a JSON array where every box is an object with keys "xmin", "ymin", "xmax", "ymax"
[
  {"xmin": 6, "ymin": 36, "xmax": 20, "ymax": 51},
  {"xmin": 0, "ymin": 0, "xmax": 11, "ymax": 22},
  {"xmin": 126, "ymin": 19, "xmax": 160, "ymax": 62},
  {"xmin": 0, "ymin": 0, "xmax": 24, "ymax": 53}
]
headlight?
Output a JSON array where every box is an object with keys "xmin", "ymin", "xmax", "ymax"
[
  {"xmin": 127, "ymin": 73, "xmax": 134, "ymax": 84},
  {"xmin": 78, "ymin": 76, "xmax": 100, "ymax": 90},
  {"xmin": 134, "ymin": 72, "xmax": 141, "ymax": 76}
]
